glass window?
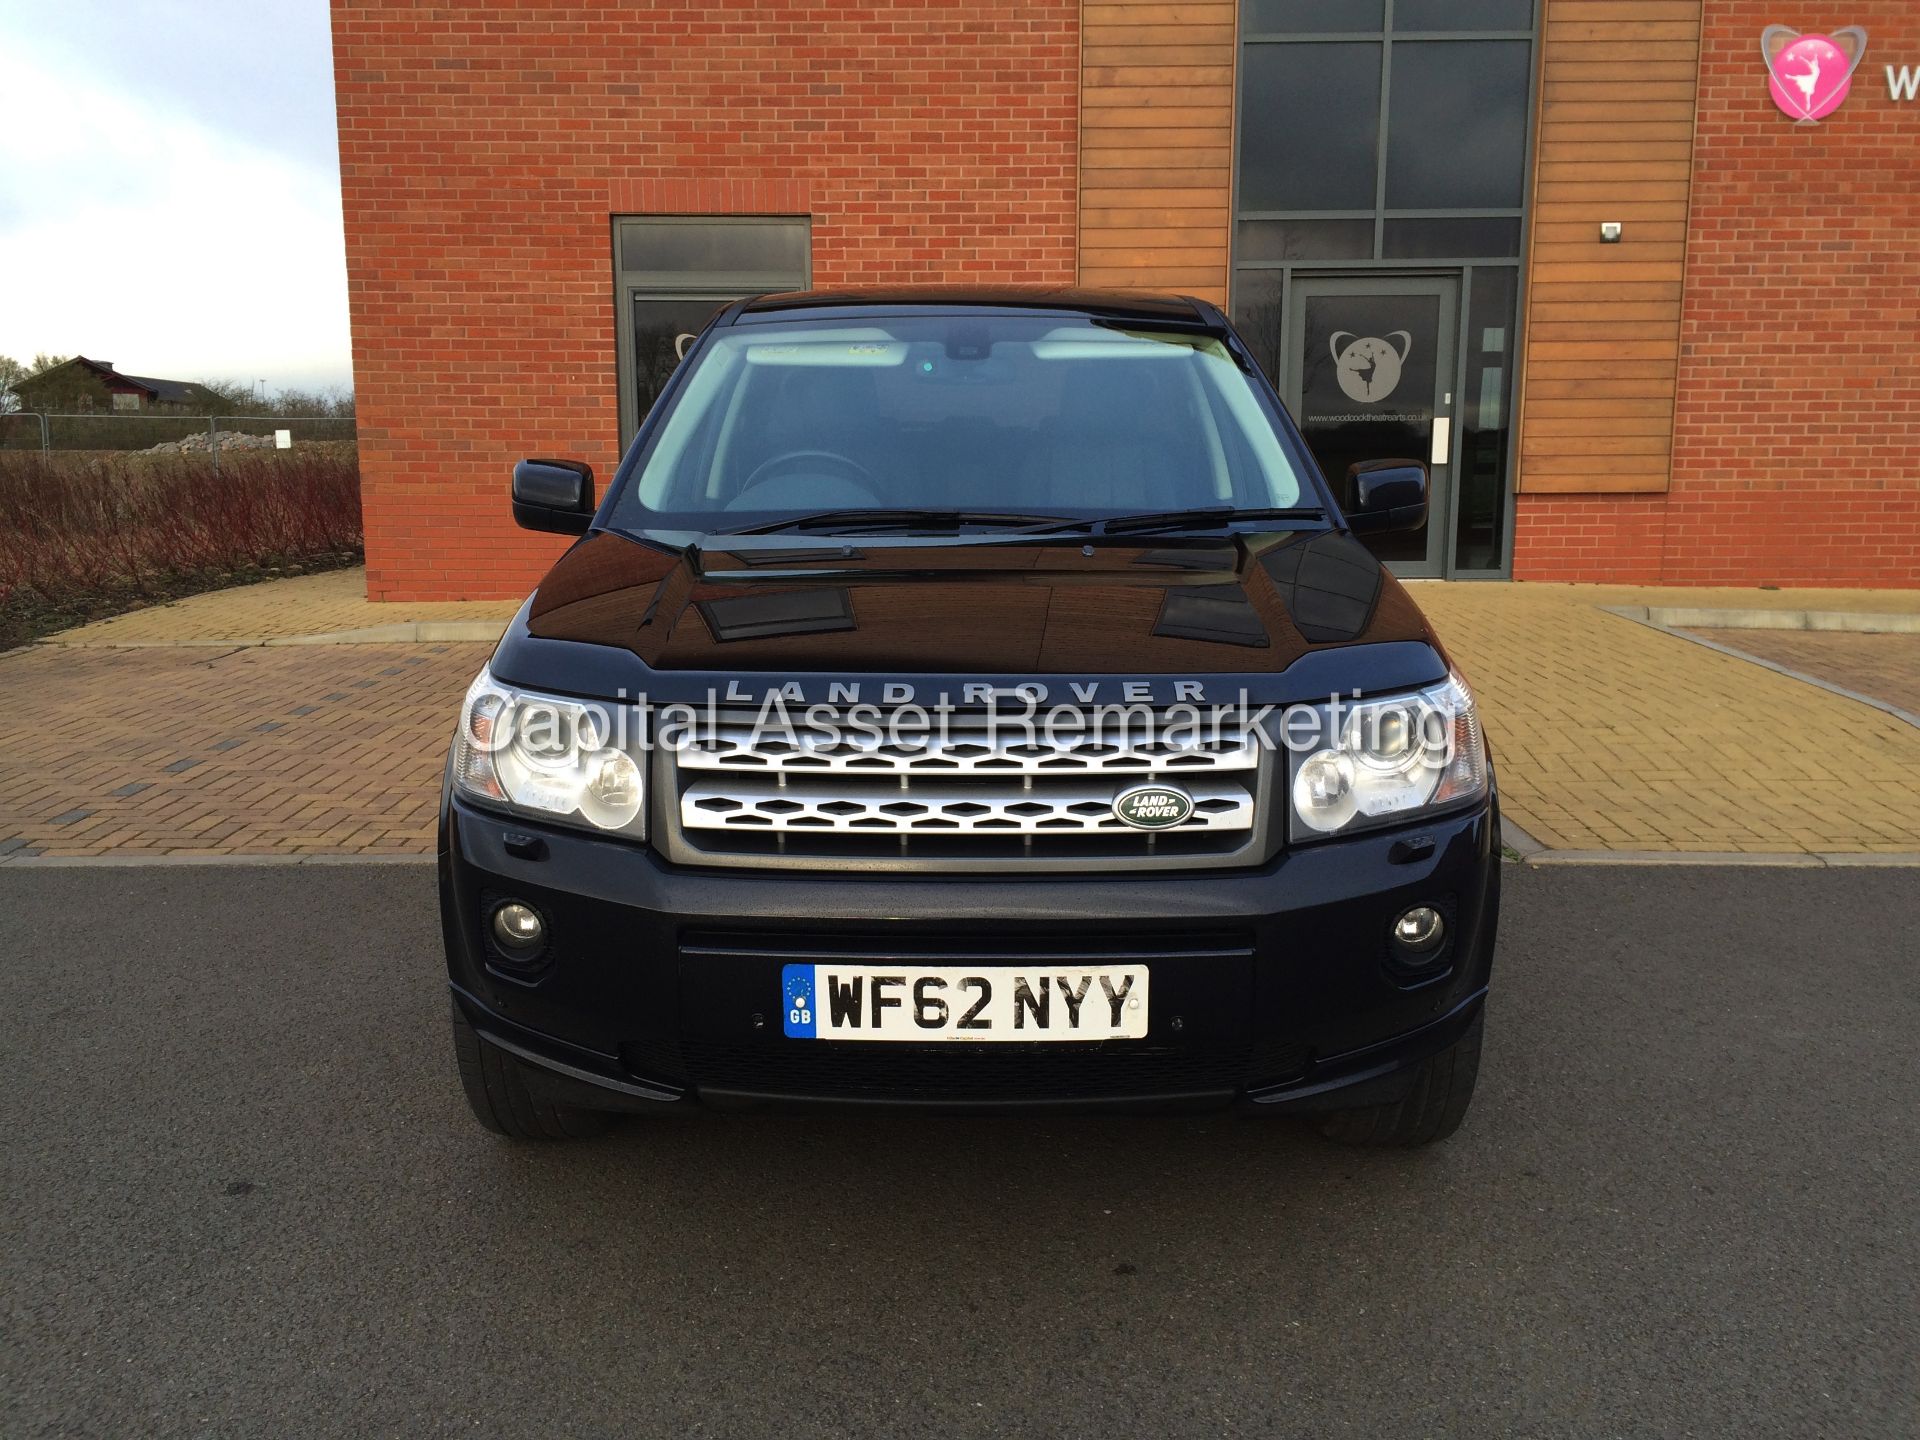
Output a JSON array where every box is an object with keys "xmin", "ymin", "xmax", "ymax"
[
  {"xmin": 631, "ymin": 297, "xmax": 733, "ymax": 429},
  {"xmin": 1394, "ymin": 0, "xmax": 1532, "ymax": 30},
  {"xmin": 618, "ymin": 219, "xmax": 810, "ymax": 285},
  {"xmin": 612, "ymin": 317, "xmax": 1313, "ymax": 531},
  {"xmin": 1296, "ymin": 291, "xmax": 1442, "ymax": 565},
  {"xmin": 1244, "ymin": 0, "xmax": 1383, "ymax": 32},
  {"xmin": 1239, "ymin": 43, "xmax": 1381, "ymax": 211},
  {"xmin": 1384, "ymin": 42, "xmax": 1531, "ymax": 209},
  {"xmin": 1230, "ymin": 271, "xmax": 1288, "ymax": 384},
  {"xmin": 615, "ymin": 216, "xmax": 810, "ymax": 444},
  {"xmin": 1382, "ymin": 217, "xmax": 1522, "ymax": 258},
  {"xmin": 1237, "ymin": 218, "xmax": 1375, "ymax": 262},
  {"xmin": 1453, "ymin": 268, "xmax": 1517, "ymax": 571}
]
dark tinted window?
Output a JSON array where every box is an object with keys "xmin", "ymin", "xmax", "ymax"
[
  {"xmin": 1454, "ymin": 269, "xmax": 1517, "ymax": 571},
  {"xmin": 1295, "ymin": 291, "xmax": 1441, "ymax": 565},
  {"xmin": 1384, "ymin": 41, "xmax": 1531, "ymax": 209},
  {"xmin": 632, "ymin": 297, "xmax": 731, "ymax": 425},
  {"xmin": 1239, "ymin": 43, "xmax": 1382, "ymax": 210},
  {"xmin": 1394, "ymin": 0, "xmax": 1532, "ymax": 29},
  {"xmin": 1230, "ymin": 270, "xmax": 1287, "ymax": 383},
  {"xmin": 1244, "ymin": 0, "xmax": 1383, "ymax": 31},
  {"xmin": 1237, "ymin": 218, "xmax": 1375, "ymax": 262},
  {"xmin": 1382, "ymin": 217, "xmax": 1522, "ymax": 258},
  {"xmin": 616, "ymin": 217, "xmax": 810, "ymax": 444}
]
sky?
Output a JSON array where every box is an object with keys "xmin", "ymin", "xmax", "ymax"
[{"xmin": 0, "ymin": 0, "xmax": 353, "ymax": 393}]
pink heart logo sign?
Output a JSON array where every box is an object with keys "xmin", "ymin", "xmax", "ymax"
[{"xmin": 1761, "ymin": 25, "xmax": 1869, "ymax": 124}]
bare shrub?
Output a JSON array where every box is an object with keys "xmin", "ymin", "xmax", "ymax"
[{"xmin": 0, "ymin": 449, "xmax": 363, "ymax": 613}]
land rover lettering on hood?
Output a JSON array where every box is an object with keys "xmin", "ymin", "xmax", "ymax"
[{"xmin": 440, "ymin": 288, "xmax": 1499, "ymax": 1146}]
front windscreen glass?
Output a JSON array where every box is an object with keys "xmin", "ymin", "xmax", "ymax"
[{"xmin": 609, "ymin": 315, "xmax": 1314, "ymax": 533}]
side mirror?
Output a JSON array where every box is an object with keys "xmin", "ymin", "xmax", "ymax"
[
  {"xmin": 512, "ymin": 458, "xmax": 595, "ymax": 535},
  {"xmin": 1343, "ymin": 460, "xmax": 1428, "ymax": 534}
]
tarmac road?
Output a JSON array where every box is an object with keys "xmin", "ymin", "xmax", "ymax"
[{"xmin": 3, "ymin": 862, "xmax": 1915, "ymax": 1437}]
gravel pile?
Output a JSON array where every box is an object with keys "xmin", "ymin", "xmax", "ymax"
[{"xmin": 145, "ymin": 430, "xmax": 282, "ymax": 456}]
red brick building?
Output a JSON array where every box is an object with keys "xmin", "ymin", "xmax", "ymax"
[{"xmin": 331, "ymin": 1, "xmax": 1920, "ymax": 597}]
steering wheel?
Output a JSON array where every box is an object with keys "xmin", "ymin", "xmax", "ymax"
[{"xmin": 735, "ymin": 449, "xmax": 882, "ymax": 507}]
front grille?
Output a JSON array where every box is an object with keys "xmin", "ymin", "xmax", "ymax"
[
  {"xmin": 684, "ymin": 775, "xmax": 1253, "ymax": 834},
  {"xmin": 659, "ymin": 710, "xmax": 1270, "ymax": 871},
  {"xmin": 680, "ymin": 720, "xmax": 1260, "ymax": 775}
]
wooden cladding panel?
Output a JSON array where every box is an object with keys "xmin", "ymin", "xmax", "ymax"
[
  {"xmin": 1077, "ymin": 0, "xmax": 1237, "ymax": 304},
  {"xmin": 1516, "ymin": 0, "xmax": 1701, "ymax": 493}
]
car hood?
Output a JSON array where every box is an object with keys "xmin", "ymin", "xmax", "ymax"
[{"xmin": 510, "ymin": 528, "xmax": 1438, "ymax": 678}]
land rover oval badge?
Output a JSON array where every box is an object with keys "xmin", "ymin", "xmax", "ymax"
[{"xmin": 1112, "ymin": 784, "xmax": 1195, "ymax": 830}]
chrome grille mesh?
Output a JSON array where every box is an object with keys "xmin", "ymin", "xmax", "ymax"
[
  {"xmin": 684, "ymin": 776, "xmax": 1253, "ymax": 834},
  {"xmin": 675, "ymin": 722, "xmax": 1259, "ymax": 775},
  {"xmin": 661, "ymin": 711, "xmax": 1268, "ymax": 872}
]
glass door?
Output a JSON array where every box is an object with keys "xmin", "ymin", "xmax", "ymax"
[{"xmin": 1285, "ymin": 275, "xmax": 1458, "ymax": 576}]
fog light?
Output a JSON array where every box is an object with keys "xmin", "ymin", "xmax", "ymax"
[
  {"xmin": 491, "ymin": 901, "xmax": 545, "ymax": 953},
  {"xmin": 1393, "ymin": 905, "xmax": 1445, "ymax": 953}
]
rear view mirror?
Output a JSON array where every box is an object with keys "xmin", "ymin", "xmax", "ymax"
[
  {"xmin": 512, "ymin": 459, "xmax": 595, "ymax": 535},
  {"xmin": 1343, "ymin": 460, "xmax": 1428, "ymax": 534}
]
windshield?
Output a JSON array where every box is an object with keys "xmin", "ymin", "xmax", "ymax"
[{"xmin": 609, "ymin": 315, "xmax": 1316, "ymax": 534}]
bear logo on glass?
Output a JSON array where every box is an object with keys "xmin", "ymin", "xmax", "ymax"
[
  {"xmin": 1330, "ymin": 331, "xmax": 1412, "ymax": 404},
  {"xmin": 1761, "ymin": 25, "xmax": 1868, "ymax": 124}
]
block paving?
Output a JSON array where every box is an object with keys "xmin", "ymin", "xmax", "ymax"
[
  {"xmin": 1681, "ymin": 631, "xmax": 1920, "ymax": 725},
  {"xmin": 1416, "ymin": 585, "xmax": 1920, "ymax": 854},
  {"xmin": 0, "ymin": 643, "xmax": 489, "ymax": 859},
  {"xmin": 43, "ymin": 567, "xmax": 517, "ymax": 646}
]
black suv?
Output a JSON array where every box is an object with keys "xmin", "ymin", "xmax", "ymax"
[{"xmin": 440, "ymin": 289, "xmax": 1499, "ymax": 1145}]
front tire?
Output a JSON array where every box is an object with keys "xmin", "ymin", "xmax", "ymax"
[
  {"xmin": 1316, "ymin": 1011, "xmax": 1483, "ymax": 1147},
  {"xmin": 449, "ymin": 998, "xmax": 611, "ymax": 1141}
]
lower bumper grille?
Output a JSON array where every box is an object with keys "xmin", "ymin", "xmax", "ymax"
[
  {"xmin": 675, "ymin": 1039, "xmax": 1290, "ymax": 1103},
  {"xmin": 644, "ymin": 929, "xmax": 1305, "ymax": 1104}
]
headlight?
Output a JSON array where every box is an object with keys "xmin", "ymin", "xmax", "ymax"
[
  {"xmin": 450, "ymin": 667, "xmax": 646, "ymax": 839},
  {"xmin": 1288, "ymin": 670, "xmax": 1486, "ymax": 840}
]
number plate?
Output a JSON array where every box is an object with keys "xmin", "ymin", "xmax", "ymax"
[{"xmin": 782, "ymin": 964, "xmax": 1150, "ymax": 1042}]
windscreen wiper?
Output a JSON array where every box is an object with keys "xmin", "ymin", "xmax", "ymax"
[
  {"xmin": 721, "ymin": 508, "xmax": 1070, "ymax": 536},
  {"xmin": 1036, "ymin": 505, "xmax": 1326, "ymax": 538}
]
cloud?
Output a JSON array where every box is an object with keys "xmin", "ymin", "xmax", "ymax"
[{"xmin": 0, "ymin": 22, "xmax": 351, "ymax": 392}]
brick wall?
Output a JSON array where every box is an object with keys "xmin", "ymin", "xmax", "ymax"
[
  {"xmin": 332, "ymin": 1, "xmax": 1080, "ymax": 601},
  {"xmin": 1517, "ymin": 0, "xmax": 1920, "ymax": 586}
]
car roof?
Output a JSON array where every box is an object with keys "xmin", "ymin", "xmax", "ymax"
[{"xmin": 728, "ymin": 286, "xmax": 1218, "ymax": 327}]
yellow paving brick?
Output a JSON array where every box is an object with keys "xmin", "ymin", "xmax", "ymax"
[
  {"xmin": 1418, "ymin": 583, "xmax": 1920, "ymax": 855},
  {"xmin": 39, "ymin": 566, "xmax": 517, "ymax": 646}
]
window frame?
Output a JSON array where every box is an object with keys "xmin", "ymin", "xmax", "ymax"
[
  {"xmin": 612, "ymin": 215, "xmax": 811, "ymax": 447},
  {"xmin": 1232, "ymin": 4, "xmax": 1540, "ymax": 264}
]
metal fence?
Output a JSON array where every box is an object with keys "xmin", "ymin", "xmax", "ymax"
[{"xmin": 0, "ymin": 411, "xmax": 356, "ymax": 465}]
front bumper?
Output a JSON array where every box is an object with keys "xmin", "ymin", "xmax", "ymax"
[{"xmin": 441, "ymin": 795, "xmax": 1500, "ymax": 1114}]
